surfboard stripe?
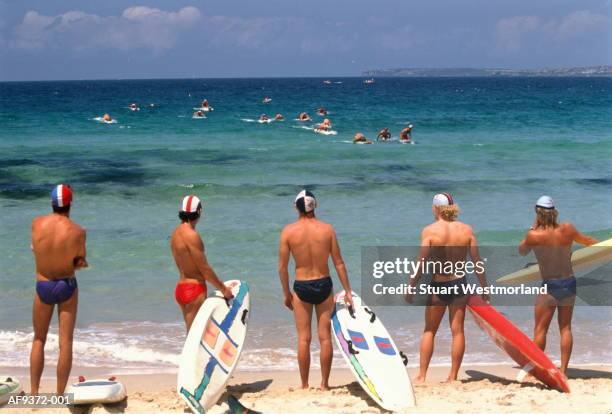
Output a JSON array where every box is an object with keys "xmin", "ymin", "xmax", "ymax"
[
  {"xmin": 373, "ymin": 336, "xmax": 396, "ymax": 356},
  {"xmin": 347, "ymin": 329, "xmax": 369, "ymax": 350}
]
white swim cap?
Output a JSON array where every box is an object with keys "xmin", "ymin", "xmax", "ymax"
[
  {"xmin": 536, "ymin": 195, "xmax": 554, "ymax": 209},
  {"xmin": 295, "ymin": 190, "xmax": 317, "ymax": 213},
  {"xmin": 433, "ymin": 193, "xmax": 454, "ymax": 206},
  {"xmin": 180, "ymin": 195, "xmax": 202, "ymax": 213}
]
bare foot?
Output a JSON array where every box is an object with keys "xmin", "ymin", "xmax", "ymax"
[
  {"xmin": 319, "ymin": 383, "xmax": 330, "ymax": 391},
  {"xmin": 444, "ymin": 373, "xmax": 459, "ymax": 383},
  {"xmin": 300, "ymin": 383, "xmax": 309, "ymax": 390},
  {"xmin": 413, "ymin": 375, "xmax": 426, "ymax": 385}
]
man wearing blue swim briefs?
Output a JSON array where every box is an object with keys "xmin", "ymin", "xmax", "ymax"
[
  {"xmin": 519, "ymin": 195, "xmax": 598, "ymax": 375},
  {"xmin": 30, "ymin": 184, "xmax": 88, "ymax": 395},
  {"xmin": 278, "ymin": 190, "xmax": 354, "ymax": 390}
]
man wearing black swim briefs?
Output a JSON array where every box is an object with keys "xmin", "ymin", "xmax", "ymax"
[
  {"xmin": 406, "ymin": 193, "xmax": 489, "ymax": 384},
  {"xmin": 519, "ymin": 195, "xmax": 598, "ymax": 375},
  {"xmin": 278, "ymin": 190, "xmax": 354, "ymax": 390},
  {"xmin": 30, "ymin": 184, "xmax": 88, "ymax": 395}
]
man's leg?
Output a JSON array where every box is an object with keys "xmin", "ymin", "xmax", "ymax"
[
  {"xmin": 534, "ymin": 294, "xmax": 556, "ymax": 351},
  {"xmin": 30, "ymin": 294, "xmax": 54, "ymax": 395},
  {"xmin": 447, "ymin": 303, "xmax": 466, "ymax": 381},
  {"xmin": 292, "ymin": 292, "xmax": 313, "ymax": 389},
  {"xmin": 414, "ymin": 301, "xmax": 446, "ymax": 383},
  {"xmin": 557, "ymin": 296, "xmax": 575, "ymax": 375},
  {"xmin": 180, "ymin": 294, "xmax": 206, "ymax": 333},
  {"xmin": 315, "ymin": 294, "xmax": 334, "ymax": 390},
  {"xmin": 56, "ymin": 289, "xmax": 78, "ymax": 395}
]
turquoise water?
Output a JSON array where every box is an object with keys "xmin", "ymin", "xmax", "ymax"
[{"xmin": 0, "ymin": 77, "xmax": 611, "ymax": 371}]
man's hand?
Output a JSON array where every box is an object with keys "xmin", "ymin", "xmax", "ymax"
[
  {"xmin": 74, "ymin": 257, "xmax": 88, "ymax": 269},
  {"xmin": 343, "ymin": 291, "xmax": 354, "ymax": 308},
  {"xmin": 284, "ymin": 293, "xmax": 293, "ymax": 310},
  {"xmin": 221, "ymin": 286, "xmax": 234, "ymax": 301},
  {"xmin": 481, "ymin": 293, "xmax": 491, "ymax": 303}
]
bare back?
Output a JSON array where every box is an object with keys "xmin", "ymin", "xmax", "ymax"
[
  {"xmin": 422, "ymin": 220, "xmax": 475, "ymax": 281},
  {"xmin": 31, "ymin": 214, "xmax": 85, "ymax": 281},
  {"xmin": 282, "ymin": 217, "xmax": 334, "ymax": 281},
  {"xmin": 523, "ymin": 223, "xmax": 577, "ymax": 280},
  {"xmin": 170, "ymin": 223, "xmax": 205, "ymax": 282}
]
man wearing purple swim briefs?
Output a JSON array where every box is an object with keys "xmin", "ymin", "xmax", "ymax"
[{"xmin": 30, "ymin": 184, "xmax": 88, "ymax": 395}]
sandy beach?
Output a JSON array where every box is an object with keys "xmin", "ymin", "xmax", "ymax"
[{"xmin": 4, "ymin": 364, "xmax": 611, "ymax": 413}]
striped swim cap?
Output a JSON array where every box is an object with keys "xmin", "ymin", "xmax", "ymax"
[
  {"xmin": 180, "ymin": 195, "xmax": 202, "ymax": 213},
  {"xmin": 432, "ymin": 192, "xmax": 454, "ymax": 206},
  {"xmin": 51, "ymin": 184, "xmax": 73, "ymax": 207},
  {"xmin": 295, "ymin": 190, "xmax": 317, "ymax": 213}
]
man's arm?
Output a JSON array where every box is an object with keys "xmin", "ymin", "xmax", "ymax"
[
  {"xmin": 330, "ymin": 228, "xmax": 353, "ymax": 306},
  {"xmin": 74, "ymin": 228, "xmax": 88, "ymax": 269},
  {"xmin": 278, "ymin": 228, "xmax": 293, "ymax": 310},
  {"xmin": 518, "ymin": 230, "xmax": 534, "ymax": 256},
  {"xmin": 468, "ymin": 230, "xmax": 488, "ymax": 286},
  {"xmin": 185, "ymin": 232, "xmax": 232, "ymax": 298},
  {"xmin": 568, "ymin": 224, "xmax": 598, "ymax": 246},
  {"xmin": 410, "ymin": 228, "xmax": 432, "ymax": 288}
]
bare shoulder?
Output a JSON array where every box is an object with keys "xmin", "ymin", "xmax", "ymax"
[{"xmin": 455, "ymin": 220, "xmax": 474, "ymax": 234}]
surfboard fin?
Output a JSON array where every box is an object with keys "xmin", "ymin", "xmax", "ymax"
[
  {"xmin": 364, "ymin": 307, "xmax": 376, "ymax": 323},
  {"xmin": 347, "ymin": 340, "xmax": 360, "ymax": 355},
  {"xmin": 399, "ymin": 351, "xmax": 408, "ymax": 366},
  {"xmin": 227, "ymin": 395, "xmax": 262, "ymax": 414}
]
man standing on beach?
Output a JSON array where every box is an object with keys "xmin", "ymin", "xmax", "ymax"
[
  {"xmin": 30, "ymin": 184, "xmax": 87, "ymax": 395},
  {"xmin": 278, "ymin": 190, "xmax": 354, "ymax": 390},
  {"xmin": 518, "ymin": 195, "xmax": 597, "ymax": 375},
  {"xmin": 406, "ymin": 193, "xmax": 489, "ymax": 383},
  {"xmin": 171, "ymin": 195, "xmax": 233, "ymax": 333}
]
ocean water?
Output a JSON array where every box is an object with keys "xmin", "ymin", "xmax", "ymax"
[{"xmin": 0, "ymin": 77, "xmax": 611, "ymax": 373}]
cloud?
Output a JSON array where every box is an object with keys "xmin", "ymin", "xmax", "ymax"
[
  {"xmin": 11, "ymin": 6, "xmax": 201, "ymax": 52},
  {"xmin": 495, "ymin": 10, "xmax": 610, "ymax": 55}
]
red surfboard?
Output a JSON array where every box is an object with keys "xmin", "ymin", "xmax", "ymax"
[{"xmin": 467, "ymin": 295, "xmax": 570, "ymax": 393}]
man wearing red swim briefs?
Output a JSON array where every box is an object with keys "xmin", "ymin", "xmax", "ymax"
[{"xmin": 171, "ymin": 195, "xmax": 234, "ymax": 332}]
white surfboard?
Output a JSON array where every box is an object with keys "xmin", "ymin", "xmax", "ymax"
[
  {"xmin": 497, "ymin": 238, "xmax": 612, "ymax": 285},
  {"xmin": 0, "ymin": 377, "xmax": 21, "ymax": 405},
  {"xmin": 314, "ymin": 128, "xmax": 337, "ymax": 136},
  {"xmin": 177, "ymin": 280, "xmax": 250, "ymax": 413},
  {"xmin": 66, "ymin": 378, "xmax": 126, "ymax": 405},
  {"xmin": 193, "ymin": 107, "xmax": 214, "ymax": 112},
  {"xmin": 332, "ymin": 291, "xmax": 415, "ymax": 412}
]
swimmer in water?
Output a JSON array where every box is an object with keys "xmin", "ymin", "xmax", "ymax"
[
  {"xmin": 317, "ymin": 107, "xmax": 328, "ymax": 116},
  {"xmin": 193, "ymin": 110, "xmax": 204, "ymax": 118},
  {"xmin": 201, "ymin": 99, "xmax": 210, "ymax": 109},
  {"xmin": 298, "ymin": 112, "xmax": 311, "ymax": 121},
  {"xmin": 128, "ymin": 103, "xmax": 139, "ymax": 111},
  {"xmin": 316, "ymin": 118, "xmax": 332, "ymax": 131},
  {"xmin": 353, "ymin": 132, "xmax": 372, "ymax": 144},
  {"xmin": 259, "ymin": 114, "xmax": 270, "ymax": 122},
  {"xmin": 400, "ymin": 124, "xmax": 413, "ymax": 143},
  {"xmin": 102, "ymin": 113, "xmax": 113, "ymax": 122},
  {"xmin": 263, "ymin": 96, "xmax": 272, "ymax": 103},
  {"xmin": 275, "ymin": 114, "xmax": 284, "ymax": 121},
  {"xmin": 377, "ymin": 128, "xmax": 391, "ymax": 141}
]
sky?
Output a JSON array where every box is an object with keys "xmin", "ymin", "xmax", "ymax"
[{"xmin": 0, "ymin": 0, "xmax": 610, "ymax": 80}]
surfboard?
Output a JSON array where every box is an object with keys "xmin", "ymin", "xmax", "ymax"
[
  {"xmin": 0, "ymin": 377, "xmax": 21, "ymax": 405},
  {"xmin": 332, "ymin": 290, "xmax": 415, "ymax": 411},
  {"xmin": 467, "ymin": 295, "xmax": 570, "ymax": 392},
  {"xmin": 177, "ymin": 280, "xmax": 250, "ymax": 413},
  {"xmin": 314, "ymin": 128, "xmax": 337, "ymax": 135},
  {"xmin": 227, "ymin": 395, "xmax": 262, "ymax": 414},
  {"xmin": 497, "ymin": 238, "xmax": 612, "ymax": 285},
  {"xmin": 66, "ymin": 377, "xmax": 127, "ymax": 404},
  {"xmin": 193, "ymin": 107, "xmax": 214, "ymax": 112}
]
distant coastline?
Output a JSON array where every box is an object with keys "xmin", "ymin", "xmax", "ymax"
[{"xmin": 362, "ymin": 65, "xmax": 612, "ymax": 77}]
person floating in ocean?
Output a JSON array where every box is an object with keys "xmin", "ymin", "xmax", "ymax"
[
  {"xmin": 297, "ymin": 112, "xmax": 311, "ymax": 121},
  {"xmin": 263, "ymin": 96, "xmax": 272, "ymax": 104},
  {"xmin": 278, "ymin": 190, "xmax": 354, "ymax": 390},
  {"xmin": 316, "ymin": 118, "xmax": 332, "ymax": 131},
  {"xmin": 406, "ymin": 193, "xmax": 489, "ymax": 383},
  {"xmin": 353, "ymin": 132, "xmax": 372, "ymax": 144},
  {"xmin": 316, "ymin": 107, "xmax": 328, "ymax": 116},
  {"xmin": 259, "ymin": 114, "xmax": 270, "ymax": 123},
  {"xmin": 128, "ymin": 103, "xmax": 139, "ymax": 111},
  {"xmin": 102, "ymin": 113, "xmax": 113, "ymax": 122},
  {"xmin": 400, "ymin": 124, "xmax": 413, "ymax": 143},
  {"xmin": 274, "ymin": 113, "xmax": 284, "ymax": 121},
  {"xmin": 518, "ymin": 195, "xmax": 597, "ymax": 375},
  {"xmin": 30, "ymin": 184, "xmax": 87, "ymax": 395},
  {"xmin": 201, "ymin": 99, "xmax": 210, "ymax": 109},
  {"xmin": 171, "ymin": 195, "xmax": 234, "ymax": 332},
  {"xmin": 193, "ymin": 110, "xmax": 205, "ymax": 118},
  {"xmin": 377, "ymin": 127, "xmax": 391, "ymax": 141}
]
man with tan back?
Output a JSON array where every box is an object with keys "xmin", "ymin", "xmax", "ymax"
[
  {"xmin": 407, "ymin": 193, "xmax": 489, "ymax": 383},
  {"xmin": 171, "ymin": 195, "xmax": 233, "ymax": 333},
  {"xmin": 519, "ymin": 195, "xmax": 597, "ymax": 375},
  {"xmin": 278, "ymin": 190, "xmax": 354, "ymax": 390},
  {"xmin": 30, "ymin": 184, "xmax": 87, "ymax": 395}
]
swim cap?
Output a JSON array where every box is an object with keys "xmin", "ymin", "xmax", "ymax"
[
  {"xmin": 180, "ymin": 195, "xmax": 202, "ymax": 213},
  {"xmin": 536, "ymin": 195, "xmax": 554, "ymax": 209},
  {"xmin": 432, "ymin": 193, "xmax": 454, "ymax": 206},
  {"xmin": 51, "ymin": 184, "xmax": 73, "ymax": 207},
  {"xmin": 295, "ymin": 190, "xmax": 317, "ymax": 213}
]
